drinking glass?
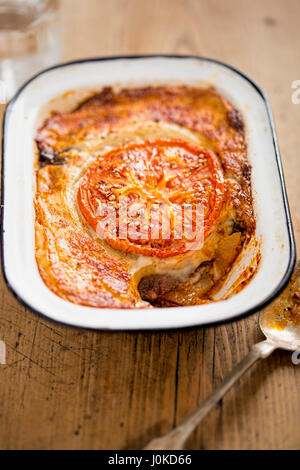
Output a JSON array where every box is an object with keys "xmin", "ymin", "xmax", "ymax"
[{"xmin": 0, "ymin": 0, "xmax": 61, "ymax": 102}]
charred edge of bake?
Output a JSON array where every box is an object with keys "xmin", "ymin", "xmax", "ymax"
[
  {"xmin": 39, "ymin": 147, "xmax": 68, "ymax": 167},
  {"xmin": 138, "ymin": 275, "xmax": 179, "ymax": 302},
  {"xmin": 242, "ymin": 162, "xmax": 251, "ymax": 180},
  {"xmin": 195, "ymin": 259, "xmax": 214, "ymax": 271},
  {"xmin": 232, "ymin": 220, "xmax": 247, "ymax": 234},
  {"xmin": 227, "ymin": 109, "xmax": 244, "ymax": 132},
  {"xmin": 150, "ymin": 299, "xmax": 180, "ymax": 308},
  {"xmin": 76, "ymin": 86, "xmax": 115, "ymax": 109}
]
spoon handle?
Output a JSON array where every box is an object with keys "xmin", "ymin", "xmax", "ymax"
[{"xmin": 144, "ymin": 340, "xmax": 276, "ymax": 450}]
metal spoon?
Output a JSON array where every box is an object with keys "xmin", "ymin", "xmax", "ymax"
[{"xmin": 144, "ymin": 261, "xmax": 300, "ymax": 450}]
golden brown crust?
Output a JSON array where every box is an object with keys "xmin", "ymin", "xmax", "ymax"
[
  {"xmin": 35, "ymin": 165, "xmax": 139, "ymax": 307},
  {"xmin": 34, "ymin": 85, "xmax": 255, "ymax": 308}
]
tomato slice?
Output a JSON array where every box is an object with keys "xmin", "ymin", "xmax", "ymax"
[{"xmin": 78, "ymin": 139, "xmax": 225, "ymax": 258}]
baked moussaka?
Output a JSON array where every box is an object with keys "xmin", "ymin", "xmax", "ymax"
[{"xmin": 34, "ymin": 85, "xmax": 255, "ymax": 308}]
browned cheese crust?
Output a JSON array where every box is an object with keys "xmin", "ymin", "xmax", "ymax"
[{"xmin": 35, "ymin": 86, "xmax": 255, "ymax": 308}]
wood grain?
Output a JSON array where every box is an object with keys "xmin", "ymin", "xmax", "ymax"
[{"xmin": 0, "ymin": 0, "xmax": 299, "ymax": 450}]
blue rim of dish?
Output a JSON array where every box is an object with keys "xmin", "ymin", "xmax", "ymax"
[{"xmin": 0, "ymin": 55, "xmax": 296, "ymax": 331}]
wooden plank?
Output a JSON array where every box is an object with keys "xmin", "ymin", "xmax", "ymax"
[{"xmin": 0, "ymin": 0, "xmax": 299, "ymax": 450}]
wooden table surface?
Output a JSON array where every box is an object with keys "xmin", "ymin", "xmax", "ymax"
[{"xmin": 0, "ymin": 0, "xmax": 299, "ymax": 450}]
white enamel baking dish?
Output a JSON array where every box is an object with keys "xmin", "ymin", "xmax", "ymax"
[{"xmin": 1, "ymin": 56, "xmax": 296, "ymax": 330}]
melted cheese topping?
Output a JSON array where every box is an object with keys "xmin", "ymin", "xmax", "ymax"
[{"xmin": 34, "ymin": 86, "xmax": 255, "ymax": 308}]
